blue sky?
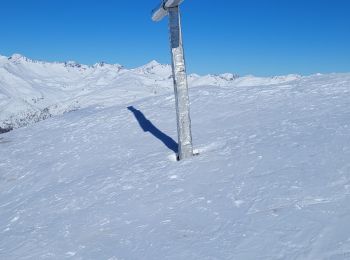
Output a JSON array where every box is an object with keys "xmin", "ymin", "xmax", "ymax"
[{"xmin": 0, "ymin": 0, "xmax": 349, "ymax": 76}]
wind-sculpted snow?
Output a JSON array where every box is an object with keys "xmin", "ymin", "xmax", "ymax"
[
  {"xmin": 0, "ymin": 54, "xmax": 301, "ymax": 131},
  {"xmin": 0, "ymin": 71, "xmax": 350, "ymax": 259}
]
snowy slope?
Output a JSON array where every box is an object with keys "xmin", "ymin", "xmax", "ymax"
[
  {"xmin": 1, "ymin": 70, "xmax": 350, "ymax": 259},
  {"xmin": 0, "ymin": 54, "xmax": 300, "ymax": 132},
  {"xmin": 0, "ymin": 54, "xmax": 168, "ymax": 131}
]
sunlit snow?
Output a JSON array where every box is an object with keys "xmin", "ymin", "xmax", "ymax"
[{"xmin": 1, "ymin": 54, "xmax": 350, "ymax": 259}]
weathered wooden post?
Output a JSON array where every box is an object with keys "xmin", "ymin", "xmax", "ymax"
[{"xmin": 152, "ymin": 0, "xmax": 194, "ymax": 160}]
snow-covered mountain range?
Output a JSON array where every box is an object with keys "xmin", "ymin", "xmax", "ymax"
[{"xmin": 0, "ymin": 54, "xmax": 300, "ymax": 132}]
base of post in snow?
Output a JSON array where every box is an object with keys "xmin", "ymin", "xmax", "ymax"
[{"xmin": 176, "ymin": 149, "xmax": 199, "ymax": 161}]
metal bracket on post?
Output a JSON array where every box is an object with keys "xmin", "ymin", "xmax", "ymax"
[{"xmin": 152, "ymin": 0, "xmax": 194, "ymax": 161}]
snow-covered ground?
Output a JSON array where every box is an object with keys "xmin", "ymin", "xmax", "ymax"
[{"xmin": 1, "ymin": 54, "xmax": 350, "ymax": 259}]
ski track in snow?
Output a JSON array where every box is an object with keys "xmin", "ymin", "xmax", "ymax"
[{"xmin": 1, "ymin": 54, "xmax": 350, "ymax": 259}]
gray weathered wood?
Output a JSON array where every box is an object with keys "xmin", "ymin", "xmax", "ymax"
[{"xmin": 168, "ymin": 6, "xmax": 193, "ymax": 160}]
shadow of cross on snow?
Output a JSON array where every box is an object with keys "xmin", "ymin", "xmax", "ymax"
[{"xmin": 127, "ymin": 106, "xmax": 178, "ymax": 154}]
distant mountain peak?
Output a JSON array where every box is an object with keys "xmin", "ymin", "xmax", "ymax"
[
  {"xmin": 95, "ymin": 61, "xmax": 107, "ymax": 67},
  {"xmin": 93, "ymin": 62, "xmax": 124, "ymax": 70},
  {"xmin": 8, "ymin": 53, "xmax": 32, "ymax": 63},
  {"xmin": 218, "ymin": 73, "xmax": 239, "ymax": 81},
  {"xmin": 145, "ymin": 60, "xmax": 162, "ymax": 68},
  {"xmin": 64, "ymin": 61, "xmax": 82, "ymax": 68},
  {"xmin": 133, "ymin": 60, "xmax": 172, "ymax": 78}
]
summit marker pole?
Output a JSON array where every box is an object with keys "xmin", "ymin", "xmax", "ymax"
[{"xmin": 152, "ymin": 0, "xmax": 194, "ymax": 160}]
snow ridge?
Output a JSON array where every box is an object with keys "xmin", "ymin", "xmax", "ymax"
[{"xmin": 0, "ymin": 53, "xmax": 301, "ymax": 131}]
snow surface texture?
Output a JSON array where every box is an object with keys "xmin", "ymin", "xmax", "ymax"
[{"xmin": 1, "ymin": 54, "xmax": 350, "ymax": 259}]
